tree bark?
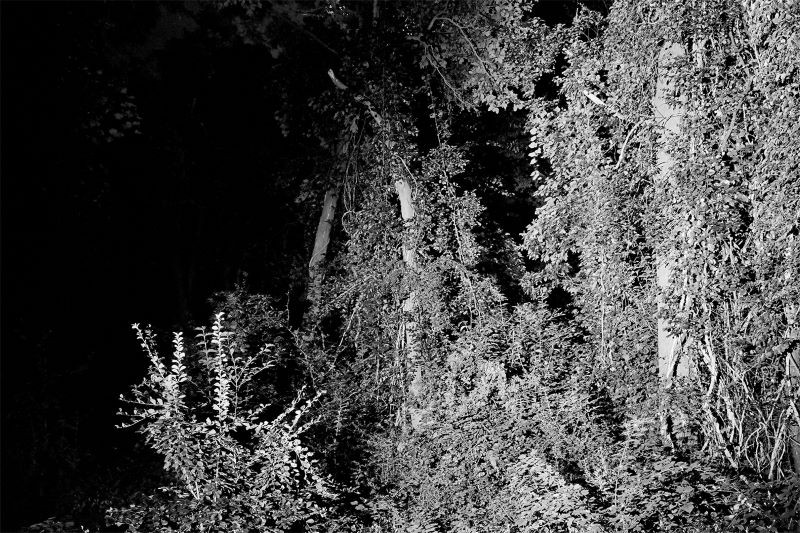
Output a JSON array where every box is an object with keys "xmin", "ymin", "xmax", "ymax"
[
  {"xmin": 394, "ymin": 177, "xmax": 424, "ymax": 430},
  {"xmin": 653, "ymin": 42, "xmax": 690, "ymax": 386},
  {"xmin": 307, "ymin": 188, "xmax": 338, "ymax": 318},
  {"xmin": 652, "ymin": 42, "xmax": 691, "ymax": 446}
]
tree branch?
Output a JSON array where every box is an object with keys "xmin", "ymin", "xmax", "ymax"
[{"xmin": 583, "ymin": 90, "xmax": 626, "ymax": 120}]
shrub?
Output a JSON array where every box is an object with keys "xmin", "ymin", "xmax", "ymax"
[{"xmin": 107, "ymin": 313, "xmax": 334, "ymax": 532}]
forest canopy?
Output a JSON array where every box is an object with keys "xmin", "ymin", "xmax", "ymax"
[{"xmin": 2, "ymin": 0, "xmax": 799, "ymax": 532}]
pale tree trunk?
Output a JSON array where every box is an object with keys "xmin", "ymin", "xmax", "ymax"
[
  {"xmin": 394, "ymin": 177, "xmax": 424, "ymax": 430},
  {"xmin": 653, "ymin": 42, "xmax": 690, "ymax": 383},
  {"xmin": 653, "ymin": 42, "xmax": 691, "ymax": 444},
  {"xmin": 306, "ymin": 188, "xmax": 338, "ymax": 318}
]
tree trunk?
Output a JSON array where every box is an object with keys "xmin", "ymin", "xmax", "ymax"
[
  {"xmin": 653, "ymin": 42, "xmax": 690, "ymax": 385},
  {"xmin": 306, "ymin": 188, "xmax": 338, "ymax": 318},
  {"xmin": 394, "ymin": 177, "xmax": 424, "ymax": 430},
  {"xmin": 653, "ymin": 42, "xmax": 690, "ymax": 445}
]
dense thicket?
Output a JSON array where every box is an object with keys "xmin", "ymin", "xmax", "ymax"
[{"xmin": 6, "ymin": 1, "xmax": 799, "ymax": 532}]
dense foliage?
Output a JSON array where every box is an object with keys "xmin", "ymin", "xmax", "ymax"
[{"xmin": 8, "ymin": 0, "xmax": 799, "ymax": 531}]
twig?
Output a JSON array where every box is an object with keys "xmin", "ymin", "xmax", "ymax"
[
  {"xmin": 616, "ymin": 118, "xmax": 651, "ymax": 169},
  {"xmin": 429, "ymin": 16, "xmax": 498, "ymax": 89},
  {"xmin": 421, "ymin": 45, "xmax": 470, "ymax": 108},
  {"xmin": 582, "ymin": 90, "xmax": 626, "ymax": 120},
  {"xmin": 337, "ymin": 296, "xmax": 362, "ymax": 350},
  {"xmin": 327, "ymin": 69, "xmax": 349, "ymax": 91},
  {"xmin": 711, "ymin": 409, "xmax": 740, "ymax": 469},
  {"xmin": 767, "ymin": 416, "xmax": 787, "ymax": 480},
  {"xmin": 274, "ymin": 11, "xmax": 340, "ymax": 57}
]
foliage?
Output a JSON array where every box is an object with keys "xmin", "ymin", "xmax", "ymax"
[
  {"xmin": 411, "ymin": 0, "xmax": 566, "ymax": 112},
  {"xmin": 107, "ymin": 314, "xmax": 334, "ymax": 532},
  {"xmin": 518, "ymin": 0, "xmax": 800, "ymax": 477},
  {"xmin": 35, "ymin": 0, "xmax": 798, "ymax": 530},
  {"xmin": 280, "ymin": 1, "xmax": 799, "ymax": 531},
  {"xmin": 296, "ymin": 1, "xmax": 799, "ymax": 532}
]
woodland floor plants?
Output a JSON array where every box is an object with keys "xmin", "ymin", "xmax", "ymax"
[{"xmin": 107, "ymin": 313, "xmax": 334, "ymax": 533}]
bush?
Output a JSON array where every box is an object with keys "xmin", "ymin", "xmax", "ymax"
[{"xmin": 107, "ymin": 313, "xmax": 334, "ymax": 532}]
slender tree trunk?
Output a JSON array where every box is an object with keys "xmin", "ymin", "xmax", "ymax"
[
  {"xmin": 306, "ymin": 188, "xmax": 338, "ymax": 318},
  {"xmin": 394, "ymin": 177, "xmax": 424, "ymax": 430},
  {"xmin": 653, "ymin": 42, "xmax": 690, "ymax": 384},
  {"xmin": 653, "ymin": 42, "xmax": 691, "ymax": 445}
]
